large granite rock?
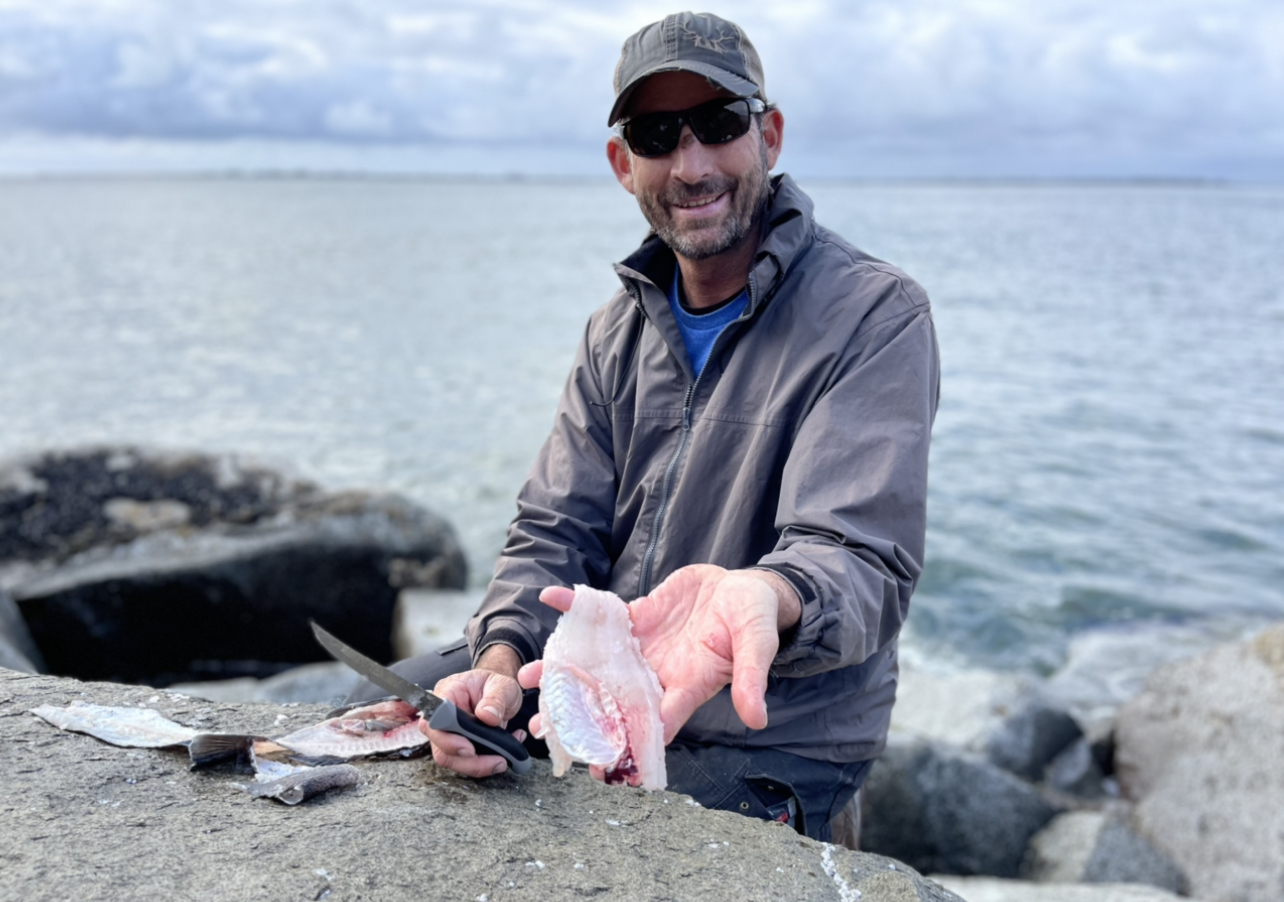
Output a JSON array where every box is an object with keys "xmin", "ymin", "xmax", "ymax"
[
  {"xmin": 1114, "ymin": 623, "xmax": 1284, "ymax": 902},
  {"xmin": 0, "ymin": 668, "xmax": 963, "ymax": 902},
  {"xmin": 860, "ymin": 735, "xmax": 1061, "ymax": 877},
  {"xmin": 2, "ymin": 448, "xmax": 466, "ymax": 687},
  {"xmin": 932, "ymin": 876, "xmax": 1194, "ymax": 902},
  {"xmin": 1021, "ymin": 810, "xmax": 1186, "ymax": 892}
]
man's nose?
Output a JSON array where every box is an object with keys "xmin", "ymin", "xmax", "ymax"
[{"xmin": 669, "ymin": 125, "xmax": 717, "ymax": 183}]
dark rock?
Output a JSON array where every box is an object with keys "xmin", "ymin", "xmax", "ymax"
[
  {"xmin": 1, "ymin": 669, "xmax": 965, "ymax": 902},
  {"xmin": 862, "ymin": 736, "xmax": 1062, "ymax": 877},
  {"xmin": 13, "ymin": 490, "xmax": 466, "ymax": 686},
  {"xmin": 1, "ymin": 449, "xmax": 466, "ymax": 687},
  {"xmin": 0, "ymin": 447, "xmax": 315, "ymax": 568},
  {"xmin": 0, "ymin": 588, "xmax": 43, "ymax": 673},
  {"xmin": 986, "ymin": 698, "xmax": 1083, "ymax": 781},
  {"xmin": 1045, "ymin": 736, "xmax": 1106, "ymax": 798},
  {"xmin": 1022, "ymin": 810, "xmax": 1187, "ymax": 894},
  {"xmin": 1086, "ymin": 817, "xmax": 1187, "ymax": 893}
]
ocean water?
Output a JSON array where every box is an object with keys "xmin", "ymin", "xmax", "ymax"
[{"xmin": 1, "ymin": 176, "xmax": 1281, "ymax": 673}]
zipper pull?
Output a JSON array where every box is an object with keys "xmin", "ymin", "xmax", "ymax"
[{"xmin": 682, "ymin": 404, "xmax": 692, "ymax": 430}]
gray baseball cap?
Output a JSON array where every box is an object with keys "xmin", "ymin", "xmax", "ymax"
[{"xmin": 608, "ymin": 12, "xmax": 767, "ymax": 126}]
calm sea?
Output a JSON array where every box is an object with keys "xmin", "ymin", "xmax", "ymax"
[{"xmin": 1, "ymin": 176, "xmax": 1281, "ymax": 673}]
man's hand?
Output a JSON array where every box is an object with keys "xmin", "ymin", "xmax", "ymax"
[
  {"xmin": 420, "ymin": 644, "xmax": 525, "ymax": 777},
  {"xmin": 534, "ymin": 567, "xmax": 801, "ymax": 746}
]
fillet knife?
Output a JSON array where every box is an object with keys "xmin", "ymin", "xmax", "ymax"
[{"xmin": 310, "ymin": 621, "xmax": 532, "ymax": 775}]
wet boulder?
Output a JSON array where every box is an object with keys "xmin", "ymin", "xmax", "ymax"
[
  {"xmin": 861, "ymin": 735, "xmax": 1062, "ymax": 877},
  {"xmin": 2, "ymin": 448, "xmax": 465, "ymax": 687},
  {"xmin": 0, "ymin": 588, "xmax": 42, "ymax": 673}
]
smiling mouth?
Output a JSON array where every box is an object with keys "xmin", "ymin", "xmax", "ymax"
[{"xmin": 671, "ymin": 192, "xmax": 727, "ymax": 211}]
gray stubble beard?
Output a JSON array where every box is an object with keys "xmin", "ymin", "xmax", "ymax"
[{"xmin": 635, "ymin": 134, "xmax": 772, "ymax": 261}]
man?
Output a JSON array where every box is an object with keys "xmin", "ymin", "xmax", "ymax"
[{"xmin": 352, "ymin": 11, "xmax": 939, "ymax": 841}]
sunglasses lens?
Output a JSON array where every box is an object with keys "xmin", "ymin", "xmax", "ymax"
[
  {"xmin": 625, "ymin": 113, "xmax": 682, "ymax": 157},
  {"xmin": 624, "ymin": 100, "xmax": 753, "ymax": 157},
  {"xmin": 689, "ymin": 100, "xmax": 752, "ymax": 145}
]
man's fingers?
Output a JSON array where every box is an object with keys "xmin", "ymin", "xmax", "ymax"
[
  {"xmin": 431, "ymin": 742, "xmax": 509, "ymax": 777},
  {"xmin": 538, "ymin": 585, "xmax": 575, "ymax": 612},
  {"xmin": 517, "ymin": 659, "xmax": 543, "ymax": 690}
]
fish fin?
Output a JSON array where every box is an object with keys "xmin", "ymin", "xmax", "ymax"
[{"xmin": 188, "ymin": 733, "xmax": 263, "ymax": 770}]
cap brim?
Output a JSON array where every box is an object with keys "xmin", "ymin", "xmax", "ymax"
[{"xmin": 608, "ymin": 60, "xmax": 760, "ymax": 126}]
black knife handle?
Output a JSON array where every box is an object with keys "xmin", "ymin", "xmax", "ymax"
[{"xmin": 428, "ymin": 700, "xmax": 532, "ymax": 775}]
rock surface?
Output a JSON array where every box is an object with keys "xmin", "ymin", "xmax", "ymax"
[
  {"xmin": 1022, "ymin": 810, "xmax": 1186, "ymax": 892},
  {"xmin": 2, "ymin": 448, "xmax": 466, "ymax": 687},
  {"xmin": 0, "ymin": 668, "xmax": 962, "ymax": 902},
  {"xmin": 1115, "ymin": 623, "xmax": 1284, "ymax": 902},
  {"xmin": 860, "ymin": 735, "xmax": 1061, "ymax": 877},
  {"xmin": 932, "ymin": 876, "xmax": 1193, "ymax": 902}
]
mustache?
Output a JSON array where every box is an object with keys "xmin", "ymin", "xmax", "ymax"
[{"xmin": 661, "ymin": 177, "xmax": 737, "ymax": 206}]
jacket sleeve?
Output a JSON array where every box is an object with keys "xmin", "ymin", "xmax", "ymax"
[
  {"xmin": 464, "ymin": 316, "xmax": 619, "ymax": 666},
  {"xmin": 755, "ymin": 293, "xmax": 940, "ymax": 679}
]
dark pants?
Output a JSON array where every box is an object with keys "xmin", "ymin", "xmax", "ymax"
[{"xmin": 347, "ymin": 639, "xmax": 871, "ymax": 841}]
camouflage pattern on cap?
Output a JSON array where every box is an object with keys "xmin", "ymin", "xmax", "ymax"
[{"xmin": 609, "ymin": 12, "xmax": 767, "ymax": 126}]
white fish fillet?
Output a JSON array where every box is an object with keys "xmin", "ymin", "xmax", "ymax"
[
  {"xmin": 31, "ymin": 702, "xmax": 198, "ymax": 748},
  {"xmin": 273, "ymin": 699, "xmax": 427, "ymax": 759},
  {"xmin": 539, "ymin": 584, "xmax": 666, "ymax": 790}
]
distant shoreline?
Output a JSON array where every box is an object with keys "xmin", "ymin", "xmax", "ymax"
[{"xmin": 0, "ymin": 170, "xmax": 1263, "ymax": 188}]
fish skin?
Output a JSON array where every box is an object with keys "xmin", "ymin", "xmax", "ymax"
[
  {"xmin": 30, "ymin": 702, "xmax": 198, "ymax": 748},
  {"xmin": 245, "ymin": 764, "xmax": 361, "ymax": 805},
  {"xmin": 31, "ymin": 699, "xmax": 427, "ymax": 762},
  {"xmin": 539, "ymin": 584, "xmax": 666, "ymax": 790}
]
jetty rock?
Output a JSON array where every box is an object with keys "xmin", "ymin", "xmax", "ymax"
[
  {"xmin": 1114, "ymin": 622, "xmax": 1284, "ymax": 902},
  {"xmin": 0, "ymin": 669, "xmax": 962, "ymax": 902},
  {"xmin": 1, "ymin": 447, "xmax": 466, "ymax": 687}
]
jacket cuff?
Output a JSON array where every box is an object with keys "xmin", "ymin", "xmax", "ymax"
[
  {"xmin": 751, "ymin": 563, "xmax": 819, "ymax": 669},
  {"xmin": 472, "ymin": 622, "xmax": 540, "ymax": 668}
]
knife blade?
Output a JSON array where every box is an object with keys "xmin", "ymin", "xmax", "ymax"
[{"xmin": 310, "ymin": 621, "xmax": 531, "ymax": 775}]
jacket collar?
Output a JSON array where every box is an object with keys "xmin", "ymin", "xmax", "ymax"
[{"xmin": 613, "ymin": 172, "xmax": 817, "ymax": 318}]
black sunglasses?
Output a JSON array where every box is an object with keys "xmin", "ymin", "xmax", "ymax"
[{"xmin": 620, "ymin": 97, "xmax": 767, "ymax": 158}]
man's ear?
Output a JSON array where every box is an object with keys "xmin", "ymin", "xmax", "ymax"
[
  {"xmin": 606, "ymin": 136, "xmax": 636, "ymax": 196},
  {"xmin": 760, "ymin": 108, "xmax": 784, "ymax": 171}
]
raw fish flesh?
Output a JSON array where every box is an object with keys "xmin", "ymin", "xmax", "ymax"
[
  {"xmin": 272, "ymin": 699, "xmax": 426, "ymax": 759},
  {"xmin": 538, "ymin": 584, "xmax": 666, "ymax": 790}
]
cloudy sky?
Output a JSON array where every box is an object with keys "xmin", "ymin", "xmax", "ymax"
[{"xmin": 1, "ymin": 0, "xmax": 1281, "ymax": 179}]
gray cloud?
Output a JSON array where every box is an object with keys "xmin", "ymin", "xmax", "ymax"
[{"xmin": 0, "ymin": 0, "xmax": 1280, "ymax": 178}]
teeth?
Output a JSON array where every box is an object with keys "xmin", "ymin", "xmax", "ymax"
[{"xmin": 676, "ymin": 194, "xmax": 722, "ymax": 209}]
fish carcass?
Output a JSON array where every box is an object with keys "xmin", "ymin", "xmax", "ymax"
[{"xmin": 538, "ymin": 584, "xmax": 666, "ymax": 790}]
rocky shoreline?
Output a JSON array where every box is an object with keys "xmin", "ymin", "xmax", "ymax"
[
  {"xmin": 1, "ymin": 668, "xmax": 963, "ymax": 902},
  {"xmin": 3, "ymin": 446, "xmax": 1280, "ymax": 901}
]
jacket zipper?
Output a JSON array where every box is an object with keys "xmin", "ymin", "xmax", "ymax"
[{"xmin": 636, "ymin": 272, "xmax": 759, "ymax": 598}]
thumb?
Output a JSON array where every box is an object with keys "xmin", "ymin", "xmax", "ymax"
[
  {"xmin": 728, "ymin": 622, "xmax": 777, "ymax": 731},
  {"xmin": 658, "ymin": 685, "xmax": 709, "ymax": 746},
  {"xmin": 476, "ymin": 675, "xmax": 520, "ymax": 726}
]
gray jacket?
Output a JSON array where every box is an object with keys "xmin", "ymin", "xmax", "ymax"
[{"xmin": 467, "ymin": 174, "xmax": 940, "ymax": 763}]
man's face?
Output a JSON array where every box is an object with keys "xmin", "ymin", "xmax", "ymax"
[{"xmin": 608, "ymin": 71, "xmax": 783, "ymax": 261}]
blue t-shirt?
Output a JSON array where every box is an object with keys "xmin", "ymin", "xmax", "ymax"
[{"xmin": 668, "ymin": 269, "xmax": 748, "ymax": 377}]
